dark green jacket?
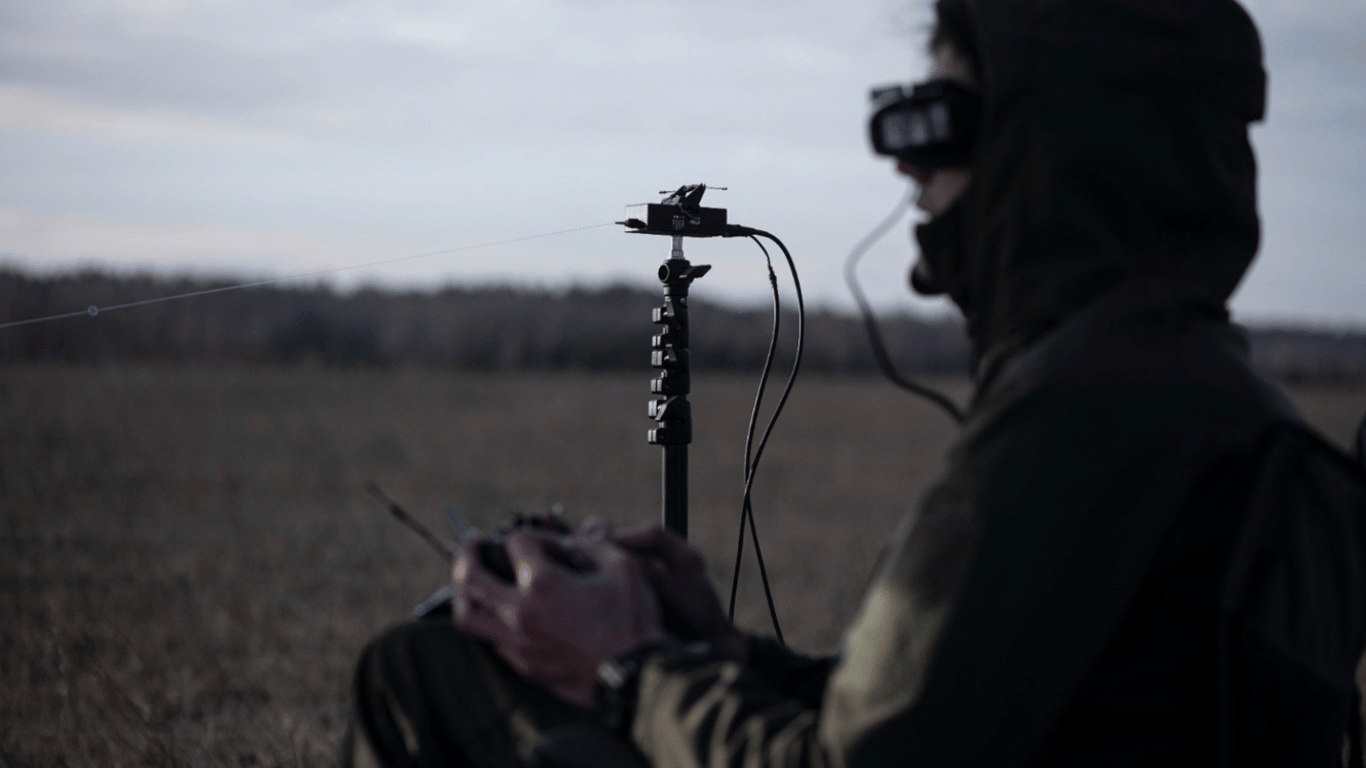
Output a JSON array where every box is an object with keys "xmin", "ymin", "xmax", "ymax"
[{"xmin": 626, "ymin": 1, "xmax": 1360, "ymax": 765}]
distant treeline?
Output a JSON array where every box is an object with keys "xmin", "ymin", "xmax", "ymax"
[
  {"xmin": 0, "ymin": 268, "xmax": 971, "ymax": 374},
  {"xmin": 2, "ymin": 268, "xmax": 1363, "ymax": 382}
]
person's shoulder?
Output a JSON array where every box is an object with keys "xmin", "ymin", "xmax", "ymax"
[{"xmin": 972, "ymin": 291, "xmax": 1299, "ymax": 444}]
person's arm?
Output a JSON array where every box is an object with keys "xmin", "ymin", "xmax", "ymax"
[
  {"xmin": 746, "ymin": 635, "xmax": 837, "ymax": 708},
  {"xmin": 625, "ymin": 383, "xmax": 1234, "ymax": 768},
  {"xmin": 625, "ymin": 496, "xmax": 967, "ymax": 768},
  {"xmin": 453, "ymin": 380, "xmax": 1221, "ymax": 768},
  {"xmin": 608, "ymin": 525, "xmax": 837, "ymax": 707}
]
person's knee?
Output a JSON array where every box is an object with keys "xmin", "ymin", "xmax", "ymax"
[
  {"xmin": 348, "ymin": 618, "xmax": 590, "ymax": 768},
  {"xmin": 358, "ymin": 618, "xmax": 472, "ymax": 693},
  {"xmin": 349, "ymin": 619, "xmax": 485, "ymax": 768}
]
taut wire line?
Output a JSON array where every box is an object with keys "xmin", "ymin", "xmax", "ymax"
[{"xmin": 0, "ymin": 222, "xmax": 617, "ymax": 331}]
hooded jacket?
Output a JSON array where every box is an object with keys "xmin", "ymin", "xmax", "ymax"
[
  {"xmin": 627, "ymin": 1, "xmax": 1357, "ymax": 766},
  {"xmin": 913, "ymin": 0, "xmax": 1265, "ymax": 361}
]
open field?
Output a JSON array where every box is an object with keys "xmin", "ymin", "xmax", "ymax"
[{"xmin": 2, "ymin": 364, "xmax": 1363, "ymax": 767}]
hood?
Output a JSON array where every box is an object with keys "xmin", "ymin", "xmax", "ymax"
[{"xmin": 915, "ymin": 0, "xmax": 1267, "ymax": 357}]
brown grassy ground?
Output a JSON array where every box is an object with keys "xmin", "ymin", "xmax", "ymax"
[{"xmin": 1, "ymin": 364, "xmax": 1362, "ymax": 767}]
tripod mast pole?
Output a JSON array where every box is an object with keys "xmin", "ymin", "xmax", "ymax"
[
  {"xmin": 649, "ymin": 235, "xmax": 709, "ymax": 539},
  {"xmin": 622, "ymin": 183, "xmax": 721, "ymax": 541}
]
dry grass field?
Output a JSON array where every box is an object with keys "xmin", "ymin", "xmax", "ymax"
[{"xmin": 1, "ymin": 363, "xmax": 1362, "ymax": 767}]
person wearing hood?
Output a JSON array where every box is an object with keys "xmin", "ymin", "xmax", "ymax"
[{"xmin": 346, "ymin": 1, "xmax": 1366, "ymax": 766}]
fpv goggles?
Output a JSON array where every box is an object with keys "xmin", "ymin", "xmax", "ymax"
[{"xmin": 868, "ymin": 79, "xmax": 982, "ymax": 171}]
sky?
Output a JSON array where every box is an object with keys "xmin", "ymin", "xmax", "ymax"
[{"xmin": 1, "ymin": 0, "xmax": 1364, "ymax": 327}]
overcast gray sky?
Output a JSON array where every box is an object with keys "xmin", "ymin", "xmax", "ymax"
[{"xmin": 2, "ymin": 0, "xmax": 1363, "ymax": 326}]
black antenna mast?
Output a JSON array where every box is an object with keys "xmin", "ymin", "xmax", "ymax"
[{"xmin": 620, "ymin": 184, "xmax": 728, "ymax": 537}]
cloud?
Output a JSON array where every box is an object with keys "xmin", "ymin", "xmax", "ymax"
[
  {"xmin": 0, "ymin": 206, "xmax": 451, "ymax": 278},
  {"xmin": 0, "ymin": 84, "xmax": 300, "ymax": 146}
]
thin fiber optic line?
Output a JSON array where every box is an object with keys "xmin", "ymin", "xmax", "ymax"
[{"xmin": 0, "ymin": 222, "xmax": 617, "ymax": 330}]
